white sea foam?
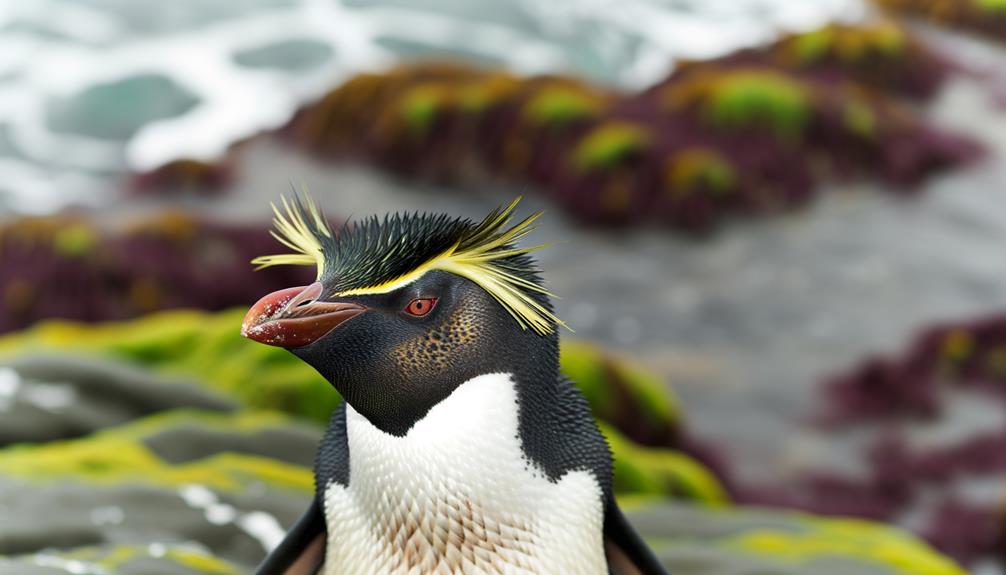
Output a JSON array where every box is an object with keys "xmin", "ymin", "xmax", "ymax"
[{"xmin": 178, "ymin": 483, "xmax": 296, "ymax": 552}]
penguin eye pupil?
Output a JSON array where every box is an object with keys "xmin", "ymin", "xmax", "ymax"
[{"xmin": 404, "ymin": 298, "xmax": 437, "ymax": 317}]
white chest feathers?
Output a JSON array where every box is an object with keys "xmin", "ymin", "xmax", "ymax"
[{"xmin": 321, "ymin": 373, "xmax": 607, "ymax": 575}]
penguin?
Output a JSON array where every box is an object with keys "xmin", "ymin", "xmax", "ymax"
[{"xmin": 241, "ymin": 194, "xmax": 668, "ymax": 575}]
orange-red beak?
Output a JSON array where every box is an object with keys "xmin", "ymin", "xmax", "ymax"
[{"xmin": 241, "ymin": 282, "xmax": 365, "ymax": 348}]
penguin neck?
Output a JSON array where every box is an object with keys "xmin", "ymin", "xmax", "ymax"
[
  {"xmin": 342, "ymin": 372, "xmax": 553, "ymax": 495},
  {"xmin": 342, "ymin": 329, "xmax": 561, "ymax": 438},
  {"xmin": 341, "ymin": 327, "xmax": 563, "ymax": 480}
]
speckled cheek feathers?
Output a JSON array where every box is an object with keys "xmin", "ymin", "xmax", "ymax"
[{"xmin": 394, "ymin": 306, "xmax": 482, "ymax": 372}]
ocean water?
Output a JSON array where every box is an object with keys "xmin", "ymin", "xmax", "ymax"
[{"xmin": 0, "ymin": 0, "xmax": 866, "ymax": 214}]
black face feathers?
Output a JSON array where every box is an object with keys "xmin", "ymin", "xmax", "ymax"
[{"xmin": 252, "ymin": 194, "xmax": 567, "ymax": 335}]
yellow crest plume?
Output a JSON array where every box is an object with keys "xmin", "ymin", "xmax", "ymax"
[
  {"xmin": 251, "ymin": 192, "xmax": 331, "ymax": 279},
  {"xmin": 251, "ymin": 194, "xmax": 568, "ymax": 335}
]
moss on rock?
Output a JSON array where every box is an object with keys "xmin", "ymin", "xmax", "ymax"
[
  {"xmin": 628, "ymin": 502, "xmax": 967, "ymax": 575},
  {"xmin": 723, "ymin": 521, "xmax": 964, "ymax": 575},
  {"xmin": 602, "ymin": 423, "xmax": 727, "ymax": 505},
  {"xmin": 572, "ymin": 122, "xmax": 651, "ymax": 171},
  {"xmin": 560, "ymin": 340, "xmax": 681, "ymax": 447},
  {"xmin": 664, "ymin": 68, "xmax": 812, "ymax": 139},
  {"xmin": 785, "ymin": 21, "xmax": 906, "ymax": 65},
  {"xmin": 704, "ymin": 70, "xmax": 811, "ymax": 137},
  {"xmin": 0, "ymin": 409, "xmax": 313, "ymax": 493},
  {"xmin": 0, "ymin": 309, "xmax": 337, "ymax": 422},
  {"xmin": 3, "ymin": 544, "xmax": 241, "ymax": 575},
  {"xmin": 522, "ymin": 86, "xmax": 605, "ymax": 125},
  {"xmin": 665, "ymin": 148, "xmax": 737, "ymax": 196}
]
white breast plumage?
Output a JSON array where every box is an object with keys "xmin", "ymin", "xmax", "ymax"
[{"xmin": 320, "ymin": 372, "xmax": 607, "ymax": 575}]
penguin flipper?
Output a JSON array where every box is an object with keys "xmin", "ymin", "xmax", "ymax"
[
  {"xmin": 255, "ymin": 499, "xmax": 327, "ymax": 575},
  {"xmin": 604, "ymin": 499, "xmax": 668, "ymax": 575}
]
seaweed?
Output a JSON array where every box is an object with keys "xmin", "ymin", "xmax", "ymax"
[
  {"xmin": 133, "ymin": 20, "xmax": 978, "ymax": 234},
  {"xmin": 876, "ymin": 0, "xmax": 1006, "ymax": 44},
  {"xmin": 0, "ymin": 214, "xmax": 314, "ymax": 334},
  {"xmin": 742, "ymin": 313, "xmax": 1006, "ymax": 568}
]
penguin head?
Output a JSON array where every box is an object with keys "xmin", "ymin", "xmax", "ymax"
[{"xmin": 242, "ymin": 195, "xmax": 566, "ymax": 435}]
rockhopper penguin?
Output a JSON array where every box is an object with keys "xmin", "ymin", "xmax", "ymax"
[{"xmin": 241, "ymin": 194, "xmax": 668, "ymax": 575}]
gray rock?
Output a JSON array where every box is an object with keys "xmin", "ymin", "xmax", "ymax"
[{"xmin": 0, "ymin": 355, "xmax": 237, "ymax": 447}]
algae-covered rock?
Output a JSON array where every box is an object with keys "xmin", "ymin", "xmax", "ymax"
[
  {"xmin": 0, "ymin": 339, "xmax": 965, "ymax": 570},
  {"xmin": 560, "ymin": 340, "xmax": 680, "ymax": 447},
  {"xmin": 627, "ymin": 501, "xmax": 967, "ymax": 575},
  {"xmin": 1, "ymin": 544, "xmax": 243, "ymax": 575},
  {"xmin": 603, "ymin": 423, "xmax": 726, "ymax": 505},
  {"xmin": 664, "ymin": 68, "xmax": 812, "ymax": 139},
  {"xmin": 0, "ymin": 409, "xmax": 318, "ymax": 570},
  {"xmin": 0, "ymin": 214, "xmax": 313, "ymax": 334},
  {"xmin": 876, "ymin": 0, "xmax": 1006, "ymax": 45},
  {"xmin": 0, "ymin": 355, "xmax": 237, "ymax": 446},
  {"xmin": 0, "ymin": 408, "xmax": 317, "ymax": 491},
  {"xmin": 0, "ymin": 309, "xmax": 336, "ymax": 423},
  {"xmin": 270, "ymin": 33, "xmax": 972, "ymax": 233}
]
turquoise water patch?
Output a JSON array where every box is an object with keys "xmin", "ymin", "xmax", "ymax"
[
  {"xmin": 233, "ymin": 39, "xmax": 334, "ymax": 72},
  {"xmin": 45, "ymin": 74, "xmax": 200, "ymax": 141},
  {"xmin": 375, "ymin": 36, "xmax": 504, "ymax": 68},
  {"xmin": 73, "ymin": 0, "xmax": 302, "ymax": 36}
]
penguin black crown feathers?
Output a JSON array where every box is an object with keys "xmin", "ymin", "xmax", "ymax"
[{"xmin": 242, "ymin": 193, "xmax": 668, "ymax": 575}]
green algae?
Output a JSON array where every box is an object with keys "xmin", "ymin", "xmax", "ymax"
[
  {"xmin": 627, "ymin": 501, "xmax": 968, "ymax": 575},
  {"xmin": 165, "ymin": 548, "xmax": 240, "ymax": 575},
  {"xmin": 941, "ymin": 329, "xmax": 975, "ymax": 364},
  {"xmin": 789, "ymin": 21, "xmax": 906, "ymax": 64},
  {"xmin": 0, "ymin": 404, "xmax": 713, "ymax": 503},
  {"xmin": 458, "ymin": 74, "xmax": 519, "ymax": 112},
  {"xmin": 723, "ymin": 517, "xmax": 967, "ymax": 575},
  {"xmin": 843, "ymin": 98, "xmax": 877, "ymax": 138},
  {"xmin": 665, "ymin": 148, "xmax": 737, "ymax": 196},
  {"xmin": 603, "ymin": 423, "xmax": 727, "ymax": 505},
  {"xmin": 16, "ymin": 544, "xmax": 240, "ymax": 575},
  {"xmin": 523, "ymin": 86, "xmax": 603, "ymax": 125},
  {"xmin": 704, "ymin": 70, "xmax": 811, "ymax": 138},
  {"xmin": 0, "ymin": 409, "xmax": 313, "ymax": 493},
  {"xmin": 399, "ymin": 85, "xmax": 447, "ymax": 134},
  {"xmin": 790, "ymin": 27, "xmax": 834, "ymax": 63},
  {"xmin": 572, "ymin": 122, "xmax": 650, "ymax": 171},
  {"xmin": 975, "ymin": 0, "xmax": 1006, "ymax": 13},
  {"xmin": 0, "ymin": 309, "xmax": 338, "ymax": 422},
  {"xmin": 52, "ymin": 224, "xmax": 99, "ymax": 257},
  {"xmin": 561, "ymin": 340, "xmax": 680, "ymax": 444}
]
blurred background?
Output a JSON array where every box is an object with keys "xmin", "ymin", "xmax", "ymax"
[{"xmin": 1, "ymin": 0, "xmax": 1005, "ymax": 573}]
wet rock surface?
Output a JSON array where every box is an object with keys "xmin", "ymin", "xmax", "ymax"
[
  {"xmin": 0, "ymin": 392, "xmax": 317, "ymax": 572},
  {"xmin": 0, "ymin": 340, "xmax": 964, "ymax": 574},
  {"xmin": 0, "ymin": 355, "xmax": 236, "ymax": 447},
  {"xmin": 633, "ymin": 501, "xmax": 965, "ymax": 575}
]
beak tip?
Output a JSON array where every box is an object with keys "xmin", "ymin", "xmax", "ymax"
[
  {"xmin": 241, "ymin": 312, "xmax": 283, "ymax": 346},
  {"xmin": 240, "ymin": 309, "xmax": 267, "ymax": 340},
  {"xmin": 241, "ymin": 285, "xmax": 309, "ymax": 345}
]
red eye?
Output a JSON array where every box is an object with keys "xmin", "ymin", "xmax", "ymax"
[{"xmin": 404, "ymin": 297, "xmax": 437, "ymax": 317}]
